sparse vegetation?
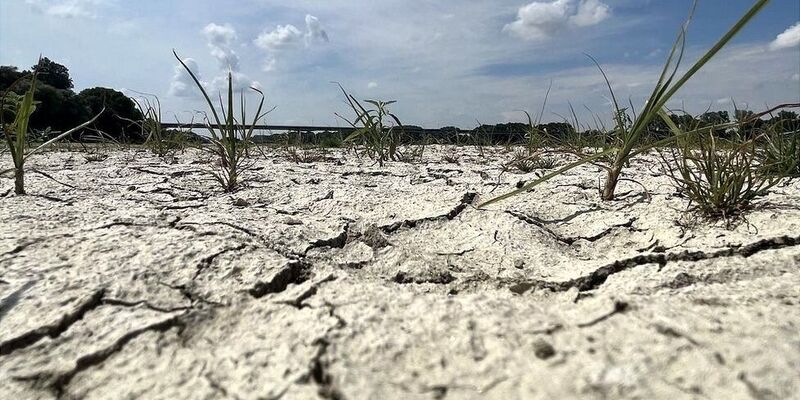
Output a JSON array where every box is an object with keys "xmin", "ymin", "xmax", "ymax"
[
  {"xmin": 480, "ymin": 0, "xmax": 770, "ymax": 207},
  {"xmin": 285, "ymin": 145, "xmax": 327, "ymax": 163},
  {"xmin": 510, "ymin": 150, "xmax": 537, "ymax": 173},
  {"xmin": 760, "ymin": 114, "xmax": 800, "ymax": 177},
  {"xmin": 661, "ymin": 130, "xmax": 784, "ymax": 222},
  {"xmin": 509, "ymin": 149, "xmax": 559, "ymax": 173},
  {"xmin": 174, "ymin": 50, "xmax": 268, "ymax": 192},
  {"xmin": 336, "ymin": 83, "xmax": 404, "ymax": 166},
  {"xmin": 442, "ymin": 148, "xmax": 460, "ymax": 164},
  {"xmin": 1, "ymin": 60, "xmax": 101, "ymax": 195},
  {"xmin": 126, "ymin": 93, "xmax": 188, "ymax": 158}
]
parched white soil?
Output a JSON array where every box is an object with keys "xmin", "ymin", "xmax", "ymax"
[{"xmin": 1, "ymin": 146, "xmax": 798, "ymax": 399}]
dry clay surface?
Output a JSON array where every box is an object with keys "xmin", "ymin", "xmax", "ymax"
[{"xmin": 1, "ymin": 146, "xmax": 799, "ymax": 399}]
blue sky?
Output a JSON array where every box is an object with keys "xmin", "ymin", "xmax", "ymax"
[{"xmin": 1, "ymin": 0, "xmax": 798, "ymax": 128}]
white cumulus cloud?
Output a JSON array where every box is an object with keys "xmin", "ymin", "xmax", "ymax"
[
  {"xmin": 770, "ymin": 22, "xmax": 800, "ymax": 51},
  {"xmin": 254, "ymin": 24, "xmax": 304, "ymax": 51},
  {"xmin": 170, "ymin": 24, "xmax": 260, "ymax": 96},
  {"xmin": 211, "ymin": 72, "xmax": 262, "ymax": 93},
  {"xmin": 254, "ymin": 14, "xmax": 329, "ymax": 71},
  {"xmin": 570, "ymin": 0, "xmax": 610, "ymax": 27},
  {"xmin": 203, "ymin": 23, "xmax": 259, "ymax": 91},
  {"xmin": 304, "ymin": 14, "xmax": 329, "ymax": 44},
  {"xmin": 25, "ymin": 0, "xmax": 111, "ymax": 19},
  {"xmin": 168, "ymin": 58, "xmax": 205, "ymax": 97},
  {"xmin": 504, "ymin": 0, "xmax": 610, "ymax": 41},
  {"xmin": 203, "ymin": 23, "xmax": 240, "ymax": 71}
]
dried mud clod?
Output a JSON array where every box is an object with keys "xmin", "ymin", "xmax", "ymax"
[{"xmin": 249, "ymin": 260, "xmax": 314, "ymax": 298}]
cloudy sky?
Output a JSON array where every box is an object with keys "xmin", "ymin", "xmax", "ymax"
[{"xmin": 1, "ymin": 0, "xmax": 799, "ymax": 128}]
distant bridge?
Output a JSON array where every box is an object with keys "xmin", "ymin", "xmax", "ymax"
[{"xmin": 159, "ymin": 123, "xmax": 473, "ymax": 135}]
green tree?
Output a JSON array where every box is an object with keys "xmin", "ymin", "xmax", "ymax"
[
  {"xmin": 77, "ymin": 87, "xmax": 143, "ymax": 142},
  {"xmin": 768, "ymin": 111, "xmax": 799, "ymax": 133},
  {"xmin": 32, "ymin": 58, "xmax": 73, "ymax": 90},
  {"xmin": 538, "ymin": 122, "xmax": 573, "ymax": 140},
  {"xmin": 0, "ymin": 66, "xmax": 29, "ymax": 90},
  {"xmin": 28, "ymin": 83, "xmax": 90, "ymax": 134}
]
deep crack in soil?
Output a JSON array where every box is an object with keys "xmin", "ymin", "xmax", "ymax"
[
  {"xmin": 0, "ymin": 289, "xmax": 106, "ymax": 356},
  {"xmin": 508, "ymin": 234, "xmax": 800, "ymax": 295},
  {"xmin": 249, "ymin": 260, "xmax": 314, "ymax": 298}
]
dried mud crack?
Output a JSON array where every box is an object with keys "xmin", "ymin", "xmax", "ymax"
[
  {"xmin": 381, "ymin": 192, "xmax": 477, "ymax": 234},
  {"xmin": 44, "ymin": 314, "xmax": 186, "ymax": 397},
  {"xmin": 302, "ymin": 303, "xmax": 348, "ymax": 400},
  {"xmin": 193, "ymin": 244, "xmax": 249, "ymax": 280},
  {"xmin": 0, "ymin": 289, "xmax": 106, "ymax": 356},
  {"xmin": 508, "ymin": 234, "xmax": 800, "ymax": 294},
  {"xmin": 249, "ymin": 260, "xmax": 314, "ymax": 298},
  {"xmin": 2, "ymin": 148, "xmax": 798, "ymax": 399}
]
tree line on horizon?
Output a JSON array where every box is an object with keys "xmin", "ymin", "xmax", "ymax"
[
  {"xmin": 1, "ymin": 57, "xmax": 145, "ymax": 142},
  {"xmin": 2, "ymin": 57, "xmax": 797, "ymax": 146}
]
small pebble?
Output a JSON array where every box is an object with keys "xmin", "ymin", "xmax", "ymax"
[
  {"xmin": 283, "ymin": 217, "xmax": 303, "ymax": 226},
  {"xmin": 533, "ymin": 339, "xmax": 556, "ymax": 360},
  {"xmin": 233, "ymin": 198, "xmax": 250, "ymax": 207}
]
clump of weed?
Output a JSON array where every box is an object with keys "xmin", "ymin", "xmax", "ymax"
[
  {"xmin": 174, "ymin": 50, "xmax": 268, "ymax": 192},
  {"xmin": 511, "ymin": 150, "xmax": 536, "ymax": 173},
  {"xmin": 662, "ymin": 132, "xmax": 784, "ymax": 223},
  {"xmin": 533, "ymin": 156, "xmax": 559, "ymax": 170},
  {"xmin": 335, "ymin": 83, "xmax": 404, "ymax": 166},
  {"xmin": 509, "ymin": 150, "xmax": 559, "ymax": 173},
  {"xmin": 285, "ymin": 145, "xmax": 327, "ymax": 163},
  {"xmin": 126, "ymin": 93, "xmax": 188, "ymax": 158},
  {"xmin": 442, "ymin": 148, "xmax": 460, "ymax": 164},
  {"xmin": 1, "ymin": 59, "xmax": 101, "ymax": 194},
  {"xmin": 760, "ymin": 114, "xmax": 800, "ymax": 177}
]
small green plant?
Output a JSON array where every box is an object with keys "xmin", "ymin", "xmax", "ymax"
[
  {"xmin": 335, "ymin": 83, "xmax": 404, "ymax": 166},
  {"xmin": 760, "ymin": 114, "xmax": 800, "ymax": 177},
  {"xmin": 125, "ymin": 93, "xmax": 187, "ymax": 158},
  {"xmin": 509, "ymin": 149, "xmax": 558, "ymax": 173},
  {"xmin": 318, "ymin": 132, "xmax": 344, "ymax": 148},
  {"xmin": 533, "ymin": 155, "xmax": 559, "ymax": 170},
  {"xmin": 1, "ymin": 63, "xmax": 101, "ymax": 195},
  {"xmin": 174, "ymin": 50, "xmax": 268, "ymax": 192},
  {"xmin": 662, "ymin": 131, "xmax": 783, "ymax": 222},
  {"xmin": 511, "ymin": 149, "xmax": 536, "ymax": 173},
  {"xmin": 762, "ymin": 132, "xmax": 799, "ymax": 177},
  {"xmin": 442, "ymin": 148, "xmax": 460, "ymax": 164}
]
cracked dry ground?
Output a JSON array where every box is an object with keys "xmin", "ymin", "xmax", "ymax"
[{"xmin": 1, "ymin": 147, "xmax": 799, "ymax": 400}]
